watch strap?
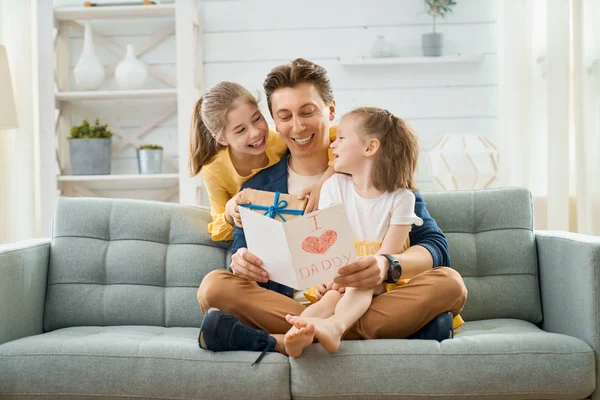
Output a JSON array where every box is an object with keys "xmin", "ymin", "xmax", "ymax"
[{"xmin": 380, "ymin": 254, "xmax": 402, "ymax": 283}]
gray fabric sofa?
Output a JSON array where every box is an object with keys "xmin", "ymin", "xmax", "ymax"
[{"xmin": 0, "ymin": 187, "xmax": 598, "ymax": 400}]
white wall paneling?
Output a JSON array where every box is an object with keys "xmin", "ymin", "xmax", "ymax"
[
  {"xmin": 201, "ymin": 0, "xmax": 496, "ymax": 32},
  {"xmin": 40, "ymin": 0, "xmax": 496, "ymax": 223},
  {"xmin": 203, "ymin": 25, "xmax": 494, "ymax": 63},
  {"xmin": 198, "ymin": 0, "xmax": 498, "ymax": 196}
]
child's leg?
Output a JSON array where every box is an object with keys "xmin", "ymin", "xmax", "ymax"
[
  {"xmin": 287, "ymin": 289, "xmax": 342, "ymax": 322},
  {"xmin": 284, "ymin": 290, "xmax": 342, "ymax": 357},
  {"xmin": 298, "ymin": 288, "xmax": 374, "ymax": 353}
]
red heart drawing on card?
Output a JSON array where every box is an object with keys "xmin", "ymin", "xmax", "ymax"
[{"xmin": 301, "ymin": 230, "xmax": 338, "ymax": 255}]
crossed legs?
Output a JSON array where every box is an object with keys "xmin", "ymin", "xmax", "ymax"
[{"xmin": 197, "ymin": 267, "xmax": 467, "ymax": 355}]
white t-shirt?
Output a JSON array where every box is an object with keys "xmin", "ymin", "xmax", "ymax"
[
  {"xmin": 318, "ymin": 174, "xmax": 423, "ymax": 243},
  {"xmin": 287, "ymin": 160, "xmax": 325, "ymax": 195}
]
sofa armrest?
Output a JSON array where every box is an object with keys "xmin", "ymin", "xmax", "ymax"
[
  {"xmin": 0, "ymin": 239, "xmax": 51, "ymax": 345},
  {"xmin": 536, "ymin": 230, "xmax": 600, "ymax": 351}
]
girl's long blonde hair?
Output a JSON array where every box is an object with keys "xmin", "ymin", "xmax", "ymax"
[
  {"xmin": 347, "ymin": 107, "xmax": 420, "ymax": 192},
  {"xmin": 188, "ymin": 81, "xmax": 260, "ymax": 176}
]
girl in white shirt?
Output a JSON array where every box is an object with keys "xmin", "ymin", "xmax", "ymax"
[{"xmin": 284, "ymin": 107, "xmax": 423, "ymax": 357}]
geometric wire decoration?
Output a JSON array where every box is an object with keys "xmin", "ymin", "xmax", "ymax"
[{"xmin": 428, "ymin": 134, "xmax": 499, "ymax": 190}]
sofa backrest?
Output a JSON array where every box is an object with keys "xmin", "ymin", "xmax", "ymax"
[
  {"xmin": 44, "ymin": 197, "xmax": 229, "ymax": 331},
  {"xmin": 45, "ymin": 188, "xmax": 542, "ymax": 331},
  {"xmin": 422, "ymin": 187, "xmax": 542, "ymax": 323}
]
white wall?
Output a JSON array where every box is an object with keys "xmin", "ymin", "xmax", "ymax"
[
  {"xmin": 0, "ymin": 0, "xmax": 37, "ymax": 243},
  {"xmin": 54, "ymin": 0, "xmax": 497, "ymax": 196},
  {"xmin": 199, "ymin": 0, "xmax": 498, "ymax": 192}
]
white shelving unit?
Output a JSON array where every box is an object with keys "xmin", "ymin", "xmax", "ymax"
[
  {"xmin": 34, "ymin": 0, "xmax": 202, "ymax": 236},
  {"xmin": 339, "ymin": 55, "xmax": 484, "ymax": 66}
]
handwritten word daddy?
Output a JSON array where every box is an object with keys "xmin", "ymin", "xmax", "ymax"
[{"xmin": 299, "ymin": 253, "xmax": 353, "ymax": 280}]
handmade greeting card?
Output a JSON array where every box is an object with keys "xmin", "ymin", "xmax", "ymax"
[{"xmin": 239, "ymin": 203, "xmax": 357, "ymax": 290}]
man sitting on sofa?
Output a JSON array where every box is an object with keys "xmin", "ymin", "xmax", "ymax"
[{"xmin": 197, "ymin": 58, "xmax": 467, "ymax": 363}]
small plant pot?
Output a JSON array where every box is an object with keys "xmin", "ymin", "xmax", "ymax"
[
  {"xmin": 137, "ymin": 149, "xmax": 163, "ymax": 174},
  {"xmin": 422, "ymin": 32, "xmax": 444, "ymax": 57},
  {"xmin": 69, "ymin": 138, "xmax": 111, "ymax": 175}
]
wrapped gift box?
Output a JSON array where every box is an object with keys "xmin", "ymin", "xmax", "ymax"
[{"xmin": 240, "ymin": 189, "xmax": 308, "ymax": 222}]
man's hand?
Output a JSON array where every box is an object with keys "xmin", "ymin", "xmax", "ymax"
[
  {"xmin": 333, "ymin": 255, "xmax": 387, "ymax": 289},
  {"xmin": 230, "ymin": 248, "xmax": 269, "ymax": 283},
  {"xmin": 225, "ymin": 191, "xmax": 247, "ymax": 228},
  {"xmin": 315, "ymin": 280, "xmax": 346, "ymax": 300}
]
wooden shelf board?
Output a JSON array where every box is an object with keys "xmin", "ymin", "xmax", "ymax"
[
  {"xmin": 58, "ymin": 173, "xmax": 179, "ymax": 190},
  {"xmin": 56, "ymin": 88, "xmax": 177, "ymax": 101},
  {"xmin": 54, "ymin": 4, "xmax": 175, "ymax": 21},
  {"xmin": 59, "ymin": 173, "xmax": 179, "ymax": 182},
  {"xmin": 339, "ymin": 55, "xmax": 484, "ymax": 66}
]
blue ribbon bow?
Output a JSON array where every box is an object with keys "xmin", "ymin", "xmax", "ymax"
[{"xmin": 240, "ymin": 191, "xmax": 304, "ymax": 222}]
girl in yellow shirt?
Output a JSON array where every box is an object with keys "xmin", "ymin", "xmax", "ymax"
[{"xmin": 188, "ymin": 81, "xmax": 334, "ymax": 241}]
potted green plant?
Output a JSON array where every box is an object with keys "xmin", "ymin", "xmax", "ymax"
[
  {"xmin": 422, "ymin": 0, "xmax": 457, "ymax": 57},
  {"xmin": 68, "ymin": 118, "xmax": 113, "ymax": 175},
  {"xmin": 137, "ymin": 144, "xmax": 163, "ymax": 174}
]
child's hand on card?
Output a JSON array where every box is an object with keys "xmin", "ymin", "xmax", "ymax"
[{"xmin": 298, "ymin": 183, "xmax": 321, "ymax": 213}]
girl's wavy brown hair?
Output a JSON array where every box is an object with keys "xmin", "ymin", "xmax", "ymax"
[
  {"xmin": 188, "ymin": 81, "xmax": 259, "ymax": 176},
  {"xmin": 346, "ymin": 107, "xmax": 420, "ymax": 192}
]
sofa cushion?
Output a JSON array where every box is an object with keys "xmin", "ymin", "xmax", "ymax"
[
  {"xmin": 44, "ymin": 198, "xmax": 229, "ymax": 331},
  {"xmin": 0, "ymin": 326, "xmax": 290, "ymax": 400},
  {"xmin": 423, "ymin": 188, "xmax": 542, "ymax": 323},
  {"xmin": 289, "ymin": 319, "xmax": 594, "ymax": 400}
]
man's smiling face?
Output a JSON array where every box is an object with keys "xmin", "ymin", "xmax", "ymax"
[{"xmin": 269, "ymin": 82, "xmax": 335, "ymax": 158}]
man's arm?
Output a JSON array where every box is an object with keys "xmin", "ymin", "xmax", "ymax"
[
  {"xmin": 231, "ymin": 225, "xmax": 247, "ymax": 256},
  {"xmin": 407, "ymin": 192, "xmax": 451, "ymax": 268},
  {"xmin": 334, "ymin": 192, "xmax": 451, "ymax": 289}
]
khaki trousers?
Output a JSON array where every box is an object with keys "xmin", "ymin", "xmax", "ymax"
[{"xmin": 197, "ymin": 267, "xmax": 467, "ymax": 340}]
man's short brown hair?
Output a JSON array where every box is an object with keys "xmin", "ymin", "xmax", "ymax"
[{"xmin": 263, "ymin": 58, "xmax": 334, "ymax": 115}]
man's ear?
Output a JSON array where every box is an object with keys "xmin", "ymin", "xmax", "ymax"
[
  {"xmin": 364, "ymin": 138, "xmax": 380, "ymax": 157},
  {"xmin": 329, "ymin": 99, "xmax": 337, "ymax": 121}
]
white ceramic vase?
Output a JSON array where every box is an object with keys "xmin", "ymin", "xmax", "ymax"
[
  {"xmin": 73, "ymin": 22, "xmax": 105, "ymax": 90},
  {"xmin": 115, "ymin": 44, "xmax": 148, "ymax": 90},
  {"xmin": 370, "ymin": 35, "xmax": 394, "ymax": 58}
]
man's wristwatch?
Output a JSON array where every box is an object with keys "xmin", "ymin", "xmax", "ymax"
[{"xmin": 380, "ymin": 254, "xmax": 402, "ymax": 284}]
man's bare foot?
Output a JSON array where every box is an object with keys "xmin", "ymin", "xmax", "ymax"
[
  {"xmin": 284, "ymin": 318, "xmax": 316, "ymax": 357},
  {"xmin": 296, "ymin": 316, "xmax": 344, "ymax": 353}
]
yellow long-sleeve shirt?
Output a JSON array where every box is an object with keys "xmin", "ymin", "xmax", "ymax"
[{"xmin": 202, "ymin": 126, "xmax": 337, "ymax": 241}]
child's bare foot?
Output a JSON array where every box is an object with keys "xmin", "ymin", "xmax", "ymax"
[
  {"xmin": 296, "ymin": 317, "xmax": 344, "ymax": 353},
  {"xmin": 284, "ymin": 319, "xmax": 316, "ymax": 357},
  {"xmin": 285, "ymin": 314, "xmax": 300, "ymax": 326}
]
